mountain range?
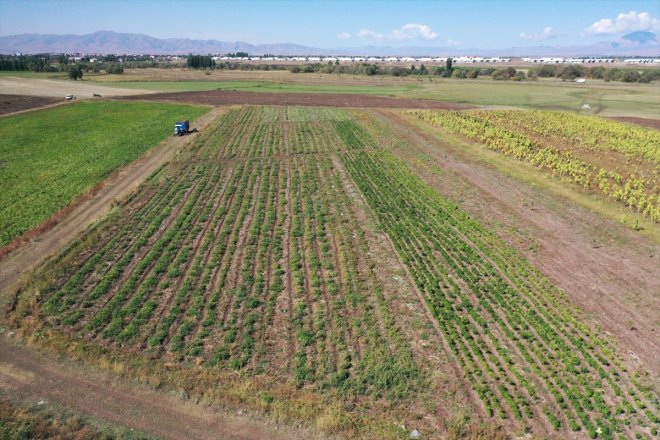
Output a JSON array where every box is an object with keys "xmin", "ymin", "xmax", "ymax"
[{"xmin": 0, "ymin": 30, "xmax": 658, "ymax": 57}]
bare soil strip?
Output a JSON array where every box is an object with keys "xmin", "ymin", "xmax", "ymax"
[
  {"xmin": 607, "ymin": 116, "xmax": 660, "ymax": 130},
  {"xmin": 371, "ymin": 109, "xmax": 660, "ymax": 376},
  {"xmin": 0, "ymin": 336, "xmax": 316, "ymax": 440},
  {"xmin": 0, "ymin": 108, "xmax": 223, "ymax": 311},
  {"xmin": 122, "ymin": 89, "xmax": 474, "ymax": 110},
  {"xmin": 0, "ymin": 94, "xmax": 61, "ymax": 116}
]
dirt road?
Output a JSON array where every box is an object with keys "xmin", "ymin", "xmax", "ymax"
[
  {"xmin": 0, "ymin": 335, "xmax": 314, "ymax": 440},
  {"xmin": 0, "ymin": 108, "xmax": 223, "ymax": 311},
  {"xmin": 372, "ymin": 109, "xmax": 660, "ymax": 376},
  {"xmin": 123, "ymin": 89, "xmax": 474, "ymax": 109}
]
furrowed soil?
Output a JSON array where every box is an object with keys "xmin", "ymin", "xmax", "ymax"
[
  {"xmin": 122, "ymin": 89, "xmax": 474, "ymax": 109},
  {"xmin": 368, "ymin": 108, "xmax": 660, "ymax": 377},
  {"xmin": 0, "ymin": 94, "xmax": 60, "ymax": 116}
]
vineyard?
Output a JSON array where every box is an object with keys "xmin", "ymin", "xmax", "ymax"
[
  {"xmin": 409, "ymin": 110, "xmax": 660, "ymax": 222},
  {"xmin": 11, "ymin": 104, "xmax": 659, "ymax": 439},
  {"xmin": 0, "ymin": 101, "xmax": 208, "ymax": 247}
]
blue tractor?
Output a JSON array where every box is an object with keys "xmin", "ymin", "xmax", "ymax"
[{"xmin": 174, "ymin": 120, "xmax": 198, "ymax": 136}]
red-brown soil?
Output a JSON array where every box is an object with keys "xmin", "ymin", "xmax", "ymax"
[
  {"xmin": 122, "ymin": 89, "xmax": 473, "ymax": 109},
  {"xmin": 607, "ymin": 116, "xmax": 660, "ymax": 130},
  {"xmin": 0, "ymin": 94, "xmax": 60, "ymax": 116}
]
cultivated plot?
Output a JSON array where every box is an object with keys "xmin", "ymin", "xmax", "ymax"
[{"xmin": 12, "ymin": 104, "xmax": 659, "ymax": 439}]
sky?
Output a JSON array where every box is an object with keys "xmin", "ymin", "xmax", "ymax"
[{"xmin": 1, "ymin": 0, "xmax": 659, "ymax": 49}]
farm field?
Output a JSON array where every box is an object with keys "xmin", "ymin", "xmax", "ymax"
[
  {"xmin": 11, "ymin": 105, "xmax": 456, "ymax": 438},
  {"xmin": 0, "ymin": 101, "xmax": 208, "ymax": 247},
  {"xmin": 410, "ymin": 109, "xmax": 660, "ymax": 223},
  {"xmin": 361, "ymin": 108, "xmax": 660, "ymax": 374},
  {"xmin": 343, "ymin": 147, "xmax": 659, "ymax": 438},
  {"xmin": 4, "ymin": 68, "xmax": 658, "ymax": 118},
  {"xmin": 8, "ymin": 104, "xmax": 659, "ymax": 439},
  {"xmin": 122, "ymin": 89, "xmax": 472, "ymax": 109},
  {"xmin": 93, "ymin": 68, "xmax": 660, "ymax": 118}
]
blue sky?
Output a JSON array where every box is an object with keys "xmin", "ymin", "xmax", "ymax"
[{"xmin": 1, "ymin": 0, "xmax": 659, "ymax": 48}]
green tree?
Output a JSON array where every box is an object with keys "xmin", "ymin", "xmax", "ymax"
[
  {"xmin": 560, "ymin": 65, "xmax": 587, "ymax": 81},
  {"xmin": 445, "ymin": 57, "xmax": 453, "ymax": 75},
  {"xmin": 68, "ymin": 64, "xmax": 83, "ymax": 80},
  {"xmin": 621, "ymin": 70, "xmax": 641, "ymax": 82},
  {"xmin": 105, "ymin": 63, "xmax": 124, "ymax": 74},
  {"xmin": 365, "ymin": 64, "xmax": 380, "ymax": 76}
]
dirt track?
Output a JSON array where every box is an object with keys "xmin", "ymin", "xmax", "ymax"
[
  {"xmin": 0, "ymin": 336, "xmax": 314, "ymax": 440},
  {"xmin": 123, "ymin": 89, "xmax": 474, "ymax": 109},
  {"xmin": 373, "ymin": 109, "xmax": 660, "ymax": 376},
  {"xmin": 0, "ymin": 108, "xmax": 223, "ymax": 312}
]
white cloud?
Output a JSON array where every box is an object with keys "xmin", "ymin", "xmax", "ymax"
[
  {"xmin": 446, "ymin": 39, "xmax": 460, "ymax": 46},
  {"xmin": 357, "ymin": 23, "xmax": 438, "ymax": 42},
  {"xmin": 337, "ymin": 32, "xmax": 351, "ymax": 40},
  {"xmin": 520, "ymin": 26, "xmax": 561, "ymax": 41},
  {"xmin": 357, "ymin": 29, "xmax": 385, "ymax": 41},
  {"xmin": 391, "ymin": 23, "xmax": 438, "ymax": 41},
  {"xmin": 585, "ymin": 11, "xmax": 660, "ymax": 35}
]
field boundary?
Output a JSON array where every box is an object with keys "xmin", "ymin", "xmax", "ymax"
[{"xmin": 0, "ymin": 335, "xmax": 316, "ymax": 440}]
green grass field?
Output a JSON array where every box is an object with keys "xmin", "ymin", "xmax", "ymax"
[{"xmin": 0, "ymin": 100, "xmax": 207, "ymax": 247}]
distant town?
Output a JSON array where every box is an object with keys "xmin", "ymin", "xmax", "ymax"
[{"xmin": 15, "ymin": 53, "xmax": 660, "ymax": 65}]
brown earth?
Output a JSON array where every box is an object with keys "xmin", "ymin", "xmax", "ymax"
[
  {"xmin": 0, "ymin": 335, "xmax": 318, "ymax": 440},
  {"xmin": 0, "ymin": 108, "xmax": 222, "ymax": 311},
  {"xmin": 122, "ymin": 89, "xmax": 474, "ymax": 109},
  {"xmin": 0, "ymin": 94, "xmax": 60, "ymax": 116},
  {"xmin": 368, "ymin": 109, "xmax": 660, "ymax": 377},
  {"xmin": 607, "ymin": 116, "xmax": 660, "ymax": 130}
]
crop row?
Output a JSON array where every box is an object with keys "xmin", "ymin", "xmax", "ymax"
[
  {"xmin": 410, "ymin": 110, "xmax": 660, "ymax": 222},
  {"xmin": 33, "ymin": 106, "xmax": 421, "ymax": 400},
  {"xmin": 471, "ymin": 110, "xmax": 660, "ymax": 162},
  {"xmin": 341, "ymin": 148, "xmax": 659, "ymax": 438},
  {"xmin": 188, "ymin": 106, "xmax": 363, "ymax": 159}
]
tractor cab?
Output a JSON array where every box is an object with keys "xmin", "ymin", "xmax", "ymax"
[{"xmin": 174, "ymin": 120, "xmax": 190, "ymax": 136}]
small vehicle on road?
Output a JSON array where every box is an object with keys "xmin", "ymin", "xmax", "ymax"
[{"xmin": 174, "ymin": 120, "xmax": 198, "ymax": 136}]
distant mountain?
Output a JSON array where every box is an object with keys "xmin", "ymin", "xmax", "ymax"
[
  {"xmin": 621, "ymin": 31, "xmax": 657, "ymax": 45},
  {"xmin": 0, "ymin": 31, "xmax": 318, "ymax": 55},
  {"xmin": 0, "ymin": 30, "xmax": 659, "ymax": 57}
]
